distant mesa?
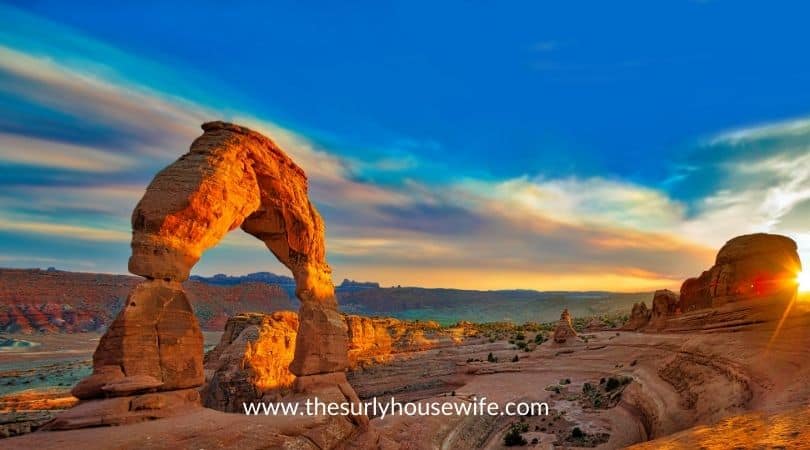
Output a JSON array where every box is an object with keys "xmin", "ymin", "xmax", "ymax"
[
  {"xmin": 338, "ymin": 279, "xmax": 381, "ymax": 289},
  {"xmin": 0, "ymin": 268, "xmax": 292, "ymax": 333}
]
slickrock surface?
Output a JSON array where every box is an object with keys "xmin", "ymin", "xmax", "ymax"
[
  {"xmin": 680, "ymin": 233, "xmax": 800, "ymax": 311},
  {"xmin": 6, "ymin": 293, "xmax": 810, "ymax": 449},
  {"xmin": 0, "ymin": 268, "xmax": 292, "ymax": 333},
  {"xmin": 202, "ymin": 312, "xmax": 479, "ymax": 412},
  {"xmin": 552, "ymin": 308, "xmax": 577, "ymax": 343}
]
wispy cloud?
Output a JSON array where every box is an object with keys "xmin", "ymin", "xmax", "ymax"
[
  {"xmin": 0, "ymin": 4, "xmax": 808, "ymax": 291},
  {"xmin": 0, "ymin": 132, "xmax": 137, "ymax": 172},
  {"xmin": 0, "ymin": 217, "xmax": 130, "ymax": 242}
]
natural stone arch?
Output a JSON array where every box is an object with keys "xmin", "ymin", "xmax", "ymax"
[{"xmin": 73, "ymin": 122, "xmax": 350, "ymax": 400}]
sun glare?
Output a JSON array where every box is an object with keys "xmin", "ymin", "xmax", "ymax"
[{"xmin": 798, "ymin": 270, "xmax": 810, "ymax": 293}]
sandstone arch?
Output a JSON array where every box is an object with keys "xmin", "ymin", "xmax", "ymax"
[{"xmin": 73, "ymin": 122, "xmax": 350, "ymax": 401}]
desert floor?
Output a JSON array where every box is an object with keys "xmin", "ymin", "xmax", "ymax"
[{"xmin": 3, "ymin": 297, "xmax": 810, "ymax": 449}]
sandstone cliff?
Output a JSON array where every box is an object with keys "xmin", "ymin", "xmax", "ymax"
[
  {"xmin": 680, "ymin": 233, "xmax": 800, "ymax": 311},
  {"xmin": 623, "ymin": 233, "xmax": 801, "ymax": 333}
]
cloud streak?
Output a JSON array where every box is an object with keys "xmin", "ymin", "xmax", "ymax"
[{"xmin": 0, "ymin": 6, "xmax": 808, "ymax": 291}]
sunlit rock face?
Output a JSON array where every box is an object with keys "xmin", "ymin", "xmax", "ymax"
[
  {"xmin": 680, "ymin": 233, "xmax": 801, "ymax": 312},
  {"xmin": 73, "ymin": 122, "xmax": 350, "ymax": 408},
  {"xmin": 202, "ymin": 312, "xmax": 475, "ymax": 411},
  {"xmin": 202, "ymin": 312, "xmax": 298, "ymax": 411}
]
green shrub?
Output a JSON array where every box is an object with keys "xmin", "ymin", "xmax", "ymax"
[{"xmin": 503, "ymin": 424, "xmax": 528, "ymax": 446}]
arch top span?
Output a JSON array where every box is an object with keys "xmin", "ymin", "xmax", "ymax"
[{"xmin": 128, "ymin": 121, "xmax": 333, "ymax": 306}]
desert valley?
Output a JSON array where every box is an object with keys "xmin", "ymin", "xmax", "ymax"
[{"xmin": 1, "ymin": 122, "xmax": 808, "ymax": 450}]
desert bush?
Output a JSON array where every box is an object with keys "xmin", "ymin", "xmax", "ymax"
[{"xmin": 503, "ymin": 422, "xmax": 529, "ymax": 446}]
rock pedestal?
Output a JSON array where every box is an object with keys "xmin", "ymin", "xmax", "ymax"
[{"xmin": 553, "ymin": 308, "xmax": 578, "ymax": 343}]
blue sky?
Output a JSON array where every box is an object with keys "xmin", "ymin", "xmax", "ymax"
[{"xmin": 0, "ymin": 2, "xmax": 808, "ymax": 290}]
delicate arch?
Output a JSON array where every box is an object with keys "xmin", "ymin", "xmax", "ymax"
[{"xmin": 74, "ymin": 122, "xmax": 349, "ymax": 401}]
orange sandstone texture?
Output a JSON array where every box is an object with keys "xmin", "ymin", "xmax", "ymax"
[
  {"xmin": 70, "ymin": 122, "xmax": 356, "ymax": 430},
  {"xmin": 202, "ymin": 311, "xmax": 299, "ymax": 411}
]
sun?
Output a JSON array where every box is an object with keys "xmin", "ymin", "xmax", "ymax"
[{"xmin": 798, "ymin": 270, "xmax": 810, "ymax": 293}]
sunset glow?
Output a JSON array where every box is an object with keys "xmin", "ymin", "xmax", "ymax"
[{"xmin": 798, "ymin": 270, "xmax": 810, "ymax": 293}]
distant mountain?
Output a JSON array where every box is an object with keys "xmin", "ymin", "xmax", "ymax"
[
  {"xmin": 189, "ymin": 273, "xmax": 382, "ymax": 302},
  {"xmin": 0, "ymin": 268, "xmax": 293, "ymax": 333},
  {"xmin": 336, "ymin": 286, "xmax": 648, "ymax": 325},
  {"xmin": 1, "ymin": 267, "xmax": 649, "ymax": 332},
  {"xmin": 190, "ymin": 272, "xmax": 298, "ymax": 299}
]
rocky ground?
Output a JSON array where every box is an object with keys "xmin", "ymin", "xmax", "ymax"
[
  {"xmin": 0, "ymin": 332, "xmax": 223, "ymax": 438},
  {"xmin": 0, "ymin": 232, "xmax": 806, "ymax": 448},
  {"xmin": 2, "ymin": 292, "xmax": 808, "ymax": 448}
]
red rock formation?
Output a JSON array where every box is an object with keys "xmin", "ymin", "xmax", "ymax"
[
  {"xmin": 623, "ymin": 233, "xmax": 801, "ymax": 334},
  {"xmin": 202, "ymin": 312, "xmax": 476, "ymax": 412},
  {"xmin": 73, "ymin": 280, "xmax": 204, "ymax": 399},
  {"xmin": 67, "ymin": 122, "xmax": 360, "ymax": 434},
  {"xmin": 622, "ymin": 302, "xmax": 651, "ymax": 331},
  {"xmin": 553, "ymin": 308, "xmax": 578, "ymax": 343},
  {"xmin": 202, "ymin": 311, "xmax": 299, "ymax": 411},
  {"xmin": 647, "ymin": 289, "xmax": 679, "ymax": 330},
  {"xmin": 680, "ymin": 233, "xmax": 801, "ymax": 312},
  {"xmin": 0, "ymin": 268, "xmax": 291, "ymax": 333}
]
